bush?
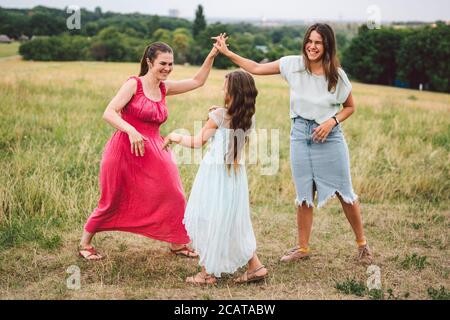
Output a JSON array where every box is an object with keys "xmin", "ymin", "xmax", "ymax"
[
  {"xmin": 90, "ymin": 27, "xmax": 144, "ymax": 62},
  {"xmin": 19, "ymin": 35, "xmax": 91, "ymax": 61}
]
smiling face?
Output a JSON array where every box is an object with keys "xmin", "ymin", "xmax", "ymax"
[
  {"xmin": 147, "ymin": 51, "xmax": 174, "ymax": 80},
  {"xmin": 302, "ymin": 23, "xmax": 340, "ymax": 92},
  {"xmin": 304, "ymin": 30, "xmax": 325, "ymax": 62}
]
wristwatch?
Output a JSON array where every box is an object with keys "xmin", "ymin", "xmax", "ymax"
[{"xmin": 332, "ymin": 115, "xmax": 339, "ymax": 126}]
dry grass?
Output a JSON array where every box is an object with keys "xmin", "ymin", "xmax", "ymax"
[{"xmin": 0, "ymin": 57, "xmax": 449, "ymax": 300}]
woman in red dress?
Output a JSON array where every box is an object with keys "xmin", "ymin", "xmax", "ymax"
[{"xmin": 78, "ymin": 42, "xmax": 219, "ymax": 260}]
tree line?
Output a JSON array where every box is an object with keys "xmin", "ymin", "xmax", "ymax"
[
  {"xmin": 343, "ymin": 23, "xmax": 449, "ymax": 93},
  {"xmin": 1, "ymin": 5, "xmax": 448, "ymax": 92}
]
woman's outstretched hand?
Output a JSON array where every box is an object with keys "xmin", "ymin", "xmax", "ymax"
[{"xmin": 211, "ymin": 33, "xmax": 230, "ymax": 56}]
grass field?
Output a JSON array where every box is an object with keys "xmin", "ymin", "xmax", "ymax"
[
  {"xmin": 0, "ymin": 42, "xmax": 20, "ymax": 58},
  {"xmin": 0, "ymin": 57, "xmax": 449, "ymax": 300}
]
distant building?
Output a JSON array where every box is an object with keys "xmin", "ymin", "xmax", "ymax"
[
  {"xmin": 169, "ymin": 9, "xmax": 180, "ymax": 18},
  {"xmin": 0, "ymin": 35, "xmax": 12, "ymax": 43},
  {"xmin": 19, "ymin": 35, "xmax": 29, "ymax": 42},
  {"xmin": 260, "ymin": 17, "xmax": 281, "ymax": 27}
]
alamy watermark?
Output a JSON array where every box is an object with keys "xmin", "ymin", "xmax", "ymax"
[
  {"xmin": 66, "ymin": 5, "xmax": 81, "ymax": 30},
  {"xmin": 366, "ymin": 5, "xmax": 382, "ymax": 30},
  {"xmin": 66, "ymin": 265, "xmax": 81, "ymax": 290},
  {"xmin": 366, "ymin": 264, "xmax": 382, "ymax": 290},
  {"xmin": 169, "ymin": 123, "xmax": 280, "ymax": 175}
]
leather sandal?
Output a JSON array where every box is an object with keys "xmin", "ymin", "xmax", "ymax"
[
  {"xmin": 234, "ymin": 265, "xmax": 268, "ymax": 284},
  {"xmin": 186, "ymin": 272, "xmax": 217, "ymax": 285},
  {"xmin": 170, "ymin": 245, "xmax": 198, "ymax": 258},
  {"xmin": 79, "ymin": 246, "xmax": 103, "ymax": 260}
]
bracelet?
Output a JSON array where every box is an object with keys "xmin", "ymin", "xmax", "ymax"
[{"xmin": 332, "ymin": 115, "xmax": 339, "ymax": 126}]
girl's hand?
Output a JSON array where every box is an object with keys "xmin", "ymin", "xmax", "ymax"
[
  {"xmin": 208, "ymin": 35, "xmax": 221, "ymax": 58},
  {"xmin": 209, "ymin": 43, "xmax": 220, "ymax": 58},
  {"xmin": 128, "ymin": 128, "xmax": 148, "ymax": 156},
  {"xmin": 208, "ymin": 105, "xmax": 222, "ymax": 112},
  {"xmin": 312, "ymin": 119, "xmax": 336, "ymax": 143},
  {"xmin": 211, "ymin": 33, "xmax": 230, "ymax": 56},
  {"xmin": 162, "ymin": 132, "xmax": 181, "ymax": 151}
]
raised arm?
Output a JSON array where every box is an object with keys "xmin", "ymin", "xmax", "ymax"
[
  {"xmin": 103, "ymin": 79, "xmax": 147, "ymax": 157},
  {"xmin": 164, "ymin": 46, "xmax": 219, "ymax": 96},
  {"xmin": 212, "ymin": 33, "xmax": 280, "ymax": 75},
  {"xmin": 162, "ymin": 118, "xmax": 218, "ymax": 149}
]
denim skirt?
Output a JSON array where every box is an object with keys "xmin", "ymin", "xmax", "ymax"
[{"xmin": 290, "ymin": 116, "xmax": 358, "ymax": 208}]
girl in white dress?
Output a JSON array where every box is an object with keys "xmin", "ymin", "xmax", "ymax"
[{"xmin": 163, "ymin": 70, "xmax": 268, "ymax": 285}]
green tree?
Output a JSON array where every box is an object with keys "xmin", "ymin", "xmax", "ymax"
[
  {"xmin": 190, "ymin": 23, "xmax": 233, "ymax": 68},
  {"xmin": 83, "ymin": 21, "xmax": 100, "ymax": 37},
  {"xmin": 193, "ymin": 5, "xmax": 206, "ymax": 39},
  {"xmin": 90, "ymin": 27, "xmax": 128, "ymax": 61},
  {"xmin": 146, "ymin": 15, "xmax": 160, "ymax": 37},
  {"xmin": 172, "ymin": 28, "xmax": 193, "ymax": 64},
  {"xmin": 0, "ymin": 9, "xmax": 30, "ymax": 38},
  {"xmin": 397, "ymin": 24, "xmax": 450, "ymax": 92},
  {"xmin": 94, "ymin": 6, "xmax": 102, "ymax": 18},
  {"xmin": 152, "ymin": 28, "xmax": 172, "ymax": 44},
  {"xmin": 29, "ymin": 12, "xmax": 66, "ymax": 36},
  {"xmin": 342, "ymin": 26, "xmax": 408, "ymax": 85}
]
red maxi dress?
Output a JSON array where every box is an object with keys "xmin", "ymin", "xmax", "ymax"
[{"xmin": 84, "ymin": 76, "xmax": 190, "ymax": 244}]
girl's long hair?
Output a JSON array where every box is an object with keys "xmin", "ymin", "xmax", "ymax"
[
  {"xmin": 223, "ymin": 70, "xmax": 258, "ymax": 173},
  {"xmin": 139, "ymin": 42, "xmax": 173, "ymax": 76},
  {"xmin": 302, "ymin": 23, "xmax": 340, "ymax": 92}
]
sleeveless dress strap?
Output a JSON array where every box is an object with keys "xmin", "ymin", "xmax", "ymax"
[
  {"xmin": 128, "ymin": 76, "xmax": 143, "ymax": 95},
  {"xmin": 159, "ymin": 81, "xmax": 167, "ymax": 99}
]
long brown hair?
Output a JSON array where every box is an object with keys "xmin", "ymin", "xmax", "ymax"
[
  {"xmin": 139, "ymin": 42, "xmax": 173, "ymax": 76},
  {"xmin": 223, "ymin": 70, "xmax": 258, "ymax": 173},
  {"xmin": 302, "ymin": 23, "xmax": 340, "ymax": 92}
]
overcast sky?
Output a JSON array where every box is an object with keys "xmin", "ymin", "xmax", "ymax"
[{"xmin": 1, "ymin": 0, "xmax": 449, "ymax": 22}]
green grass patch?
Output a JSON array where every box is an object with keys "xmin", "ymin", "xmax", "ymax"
[
  {"xmin": 400, "ymin": 253, "xmax": 428, "ymax": 270},
  {"xmin": 0, "ymin": 42, "xmax": 20, "ymax": 58},
  {"xmin": 334, "ymin": 277, "xmax": 366, "ymax": 297},
  {"xmin": 0, "ymin": 214, "xmax": 63, "ymax": 251},
  {"xmin": 427, "ymin": 286, "xmax": 450, "ymax": 300}
]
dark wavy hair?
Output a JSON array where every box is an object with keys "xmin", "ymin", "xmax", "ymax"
[
  {"xmin": 302, "ymin": 23, "xmax": 340, "ymax": 92},
  {"xmin": 223, "ymin": 70, "xmax": 258, "ymax": 173},
  {"xmin": 139, "ymin": 42, "xmax": 173, "ymax": 76}
]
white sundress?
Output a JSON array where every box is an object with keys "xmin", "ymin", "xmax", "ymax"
[{"xmin": 183, "ymin": 108, "xmax": 257, "ymax": 277}]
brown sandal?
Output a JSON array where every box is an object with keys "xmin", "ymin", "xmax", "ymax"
[
  {"xmin": 170, "ymin": 245, "xmax": 198, "ymax": 258},
  {"xmin": 186, "ymin": 272, "xmax": 217, "ymax": 285},
  {"xmin": 78, "ymin": 246, "xmax": 103, "ymax": 260},
  {"xmin": 234, "ymin": 265, "xmax": 268, "ymax": 284}
]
